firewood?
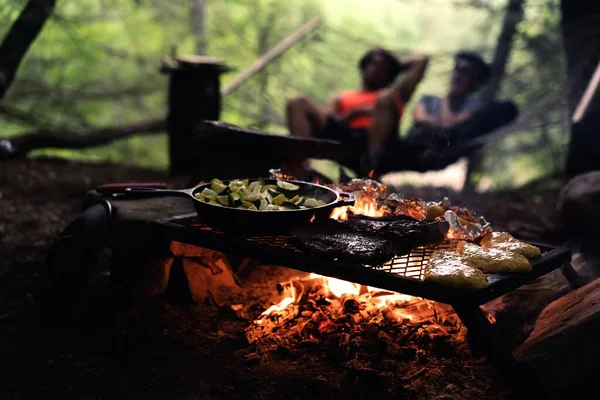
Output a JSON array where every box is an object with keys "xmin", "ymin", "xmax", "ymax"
[
  {"xmin": 276, "ymin": 278, "xmax": 325, "ymax": 304},
  {"xmin": 514, "ymin": 278, "xmax": 600, "ymax": 390},
  {"xmin": 341, "ymin": 293, "xmax": 364, "ymax": 314}
]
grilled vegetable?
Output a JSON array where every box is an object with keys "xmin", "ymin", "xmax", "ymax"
[{"xmin": 193, "ymin": 179, "xmax": 327, "ymax": 211}]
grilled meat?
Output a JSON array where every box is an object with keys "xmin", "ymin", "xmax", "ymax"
[
  {"xmin": 291, "ymin": 219, "xmax": 416, "ymax": 265},
  {"xmin": 345, "ymin": 214, "xmax": 449, "ymax": 246},
  {"xmin": 291, "ymin": 215, "xmax": 447, "ymax": 265}
]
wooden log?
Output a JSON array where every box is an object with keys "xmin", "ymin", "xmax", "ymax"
[
  {"xmin": 513, "ymin": 278, "xmax": 600, "ymax": 391},
  {"xmin": 193, "ymin": 120, "xmax": 350, "ymax": 168},
  {"xmin": 187, "ymin": 121, "xmax": 351, "ymax": 182},
  {"xmin": 161, "ymin": 57, "xmax": 230, "ymax": 175},
  {"xmin": 195, "ymin": 120, "xmax": 348, "ymax": 159},
  {"xmin": 276, "ymin": 278, "xmax": 326, "ymax": 303}
]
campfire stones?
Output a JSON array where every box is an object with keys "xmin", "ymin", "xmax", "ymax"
[{"xmin": 152, "ymin": 242, "xmax": 242, "ymax": 305}]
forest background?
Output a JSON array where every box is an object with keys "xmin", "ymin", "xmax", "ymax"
[{"xmin": 0, "ymin": 0, "xmax": 566, "ymax": 190}]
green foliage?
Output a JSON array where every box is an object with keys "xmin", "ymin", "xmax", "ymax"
[{"xmin": 0, "ymin": 0, "xmax": 568, "ymax": 190}]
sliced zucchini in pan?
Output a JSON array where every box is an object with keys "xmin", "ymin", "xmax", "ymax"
[
  {"xmin": 201, "ymin": 188, "xmax": 219, "ymax": 197},
  {"xmin": 228, "ymin": 193, "xmax": 241, "ymax": 207},
  {"xmin": 258, "ymin": 198, "xmax": 268, "ymax": 210},
  {"xmin": 262, "ymin": 184, "xmax": 278, "ymax": 193},
  {"xmin": 277, "ymin": 180, "xmax": 300, "ymax": 191},
  {"xmin": 217, "ymin": 195, "xmax": 230, "ymax": 206},
  {"xmin": 290, "ymin": 195, "xmax": 304, "ymax": 205},
  {"xmin": 229, "ymin": 180, "xmax": 246, "ymax": 192},
  {"xmin": 210, "ymin": 179, "xmax": 227, "ymax": 194},
  {"xmin": 202, "ymin": 178, "xmax": 328, "ymax": 212},
  {"xmin": 248, "ymin": 181, "xmax": 261, "ymax": 192},
  {"xmin": 303, "ymin": 198, "xmax": 318, "ymax": 208},
  {"xmin": 244, "ymin": 193, "xmax": 260, "ymax": 202},
  {"xmin": 272, "ymin": 194, "xmax": 286, "ymax": 206},
  {"xmin": 281, "ymin": 201, "xmax": 300, "ymax": 209}
]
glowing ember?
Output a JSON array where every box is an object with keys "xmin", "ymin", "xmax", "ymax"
[
  {"xmin": 255, "ymin": 296, "xmax": 294, "ymax": 325},
  {"xmin": 247, "ymin": 272, "xmax": 464, "ymax": 347}
]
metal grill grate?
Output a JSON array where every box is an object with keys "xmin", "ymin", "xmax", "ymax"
[
  {"xmin": 172, "ymin": 215, "xmax": 461, "ymax": 281},
  {"xmin": 377, "ymin": 241, "xmax": 460, "ymax": 280}
]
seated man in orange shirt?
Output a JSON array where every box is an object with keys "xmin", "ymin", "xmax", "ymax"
[{"xmin": 285, "ymin": 47, "xmax": 429, "ymax": 177}]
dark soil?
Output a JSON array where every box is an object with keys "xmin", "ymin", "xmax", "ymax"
[{"xmin": 0, "ymin": 157, "xmax": 565, "ymax": 400}]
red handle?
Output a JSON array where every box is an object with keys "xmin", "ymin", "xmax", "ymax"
[{"xmin": 96, "ymin": 182, "xmax": 167, "ymax": 194}]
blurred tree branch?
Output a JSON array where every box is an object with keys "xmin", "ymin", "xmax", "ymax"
[
  {"xmin": 1, "ymin": 118, "xmax": 166, "ymax": 159},
  {"xmin": 0, "ymin": 0, "xmax": 56, "ymax": 100}
]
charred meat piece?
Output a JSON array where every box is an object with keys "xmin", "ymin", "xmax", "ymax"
[
  {"xmin": 291, "ymin": 219, "xmax": 416, "ymax": 265},
  {"xmin": 345, "ymin": 214, "xmax": 449, "ymax": 246}
]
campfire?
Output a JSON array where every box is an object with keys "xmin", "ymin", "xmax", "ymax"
[
  {"xmin": 246, "ymin": 272, "xmax": 466, "ymax": 361},
  {"xmin": 245, "ymin": 178, "xmax": 477, "ymax": 359}
]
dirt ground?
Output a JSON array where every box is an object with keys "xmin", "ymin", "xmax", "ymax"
[{"xmin": 0, "ymin": 158, "xmax": 566, "ymax": 400}]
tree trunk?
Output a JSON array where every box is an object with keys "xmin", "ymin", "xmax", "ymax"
[
  {"xmin": 465, "ymin": 0, "xmax": 526, "ymax": 189},
  {"xmin": 0, "ymin": 0, "xmax": 56, "ymax": 100},
  {"xmin": 561, "ymin": 0, "xmax": 600, "ymax": 177},
  {"xmin": 481, "ymin": 0, "xmax": 526, "ymax": 103},
  {"xmin": 192, "ymin": 0, "xmax": 206, "ymax": 55}
]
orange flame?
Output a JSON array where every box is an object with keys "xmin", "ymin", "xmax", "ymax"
[
  {"xmin": 310, "ymin": 273, "xmax": 360, "ymax": 297},
  {"xmin": 367, "ymin": 170, "xmax": 375, "ymax": 179},
  {"xmin": 257, "ymin": 273, "xmax": 427, "ymax": 324},
  {"xmin": 329, "ymin": 186, "xmax": 386, "ymax": 221},
  {"xmin": 255, "ymin": 283, "xmax": 297, "ymax": 325}
]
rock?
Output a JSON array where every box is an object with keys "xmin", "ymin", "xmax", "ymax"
[
  {"xmin": 132, "ymin": 258, "xmax": 174, "ymax": 301},
  {"xmin": 556, "ymin": 171, "xmax": 600, "ymax": 237},
  {"xmin": 514, "ymin": 278, "xmax": 600, "ymax": 391}
]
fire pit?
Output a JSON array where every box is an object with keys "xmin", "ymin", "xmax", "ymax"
[{"xmin": 67, "ymin": 177, "xmax": 583, "ymax": 394}]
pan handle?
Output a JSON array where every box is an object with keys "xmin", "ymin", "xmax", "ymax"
[
  {"xmin": 96, "ymin": 182, "xmax": 167, "ymax": 194},
  {"xmin": 336, "ymin": 192, "xmax": 356, "ymax": 207},
  {"xmin": 122, "ymin": 187, "xmax": 194, "ymax": 199}
]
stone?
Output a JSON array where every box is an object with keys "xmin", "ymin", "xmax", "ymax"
[
  {"xmin": 556, "ymin": 171, "xmax": 600, "ymax": 237},
  {"xmin": 132, "ymin": 257, "xmax": 174, "ymax": 301}
]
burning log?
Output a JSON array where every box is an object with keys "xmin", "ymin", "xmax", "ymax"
[
  {"xmin": 246, "ymin": 273, "xmax": 467, "ymax": 362},
  {"xmin": 246, "ymin": 301, "xmax": 300, "ymax": 344},
  {"xmin": 340, "ymin": 293, "xmax": 364, "ymax": 314}
]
